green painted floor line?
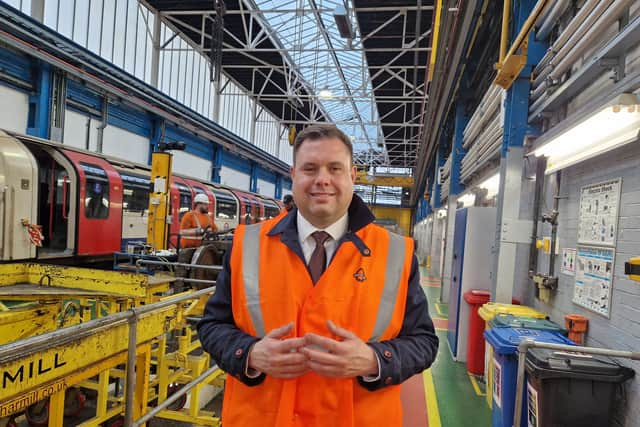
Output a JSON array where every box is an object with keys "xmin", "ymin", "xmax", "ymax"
[{"xmin": 423, "ymin": 282, "xmax": 491, "ymax": 426}]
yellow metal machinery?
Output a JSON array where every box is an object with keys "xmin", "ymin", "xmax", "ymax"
[
  {"xmin": 0, "ymin": 263, "xmax": 222, "ymax": 427},
  {"xmin": 370, "ymin": 206, "xmax": 413, "ymax": 237},
  {"xmin": 355, "ymin": 170, "xmax": 414, "ymax": 188},
  {"xmin": 147, "ymin": 151, "xmax": 173, "ymax": 251},
  {"xmin": 494, "ymin": 0, "xmax": 550, "ymax": 89}
]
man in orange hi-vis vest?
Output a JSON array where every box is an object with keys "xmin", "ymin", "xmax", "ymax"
[
  {"xmin": 198, "ymin": 124, "xmax": 438, "ymax": 427},
  {"xmin": 180, "ymin": 193, "xmax": 216, "ymax": 248}
]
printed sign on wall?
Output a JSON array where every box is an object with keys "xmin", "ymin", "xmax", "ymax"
[
  {"xmin": 577, "ymin": 179, "xmax": 621, "ymax": 247},
  {"xmin": 562, "ymin": 248, "xmax": 577, "ymax": 275},
  {"xmin": 573, "ymin": 246, "xmax": 615, "ymax": 317}
]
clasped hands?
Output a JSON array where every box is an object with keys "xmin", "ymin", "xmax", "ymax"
[{"xmin": 247, "ymin": 320, "xmax": 379, "ymax": 380}]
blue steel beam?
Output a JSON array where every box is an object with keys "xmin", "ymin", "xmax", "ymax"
[
  {"xmin": 449, "ymin": 103, "xmax": 469, "ymax": 196},
  {"xmin": 502, "ymin": 0, "xmax": 547, "ymax": 153},
  {"xmin": 26, "ymin": 62, "xmax": 51, "ymax": 139}
]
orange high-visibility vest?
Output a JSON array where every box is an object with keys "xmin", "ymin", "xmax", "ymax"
[{"xmin": 224, "ymin": 218, "xmax": 414, "ymax": 427}]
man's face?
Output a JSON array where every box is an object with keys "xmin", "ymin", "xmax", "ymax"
[
  {"xmin": 196, "ymin": 203, "xmax": 208, "ymax": 214},
  {"xmin": 291, "ymin": 137, "xmax": 356, "ymax": 228}
]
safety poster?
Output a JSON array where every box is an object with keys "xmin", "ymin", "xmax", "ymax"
[
  {"xmin": 577, "ymin": 179, "xmax": 621, "ymax": 246},
  {"xmin": 573, "ymin": 246, "xmax": 615, "ymax": 317}
]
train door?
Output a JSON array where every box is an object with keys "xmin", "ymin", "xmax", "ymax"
[
  {"xmin": 63, "ymin": 150, "xmax": 123, "ymax": 255},
  {"xmin": 247, "ymin": 195, "xmax": 263, "ymax": 222},
  {"xmin": 18, "ymin": 140, "xmax": 78, "ymax": 258},
  {"xmin": 0, "ymin": 132, "xmax": 39, "ymax": 260},
  {"xmin": 118, "ymin": 170, "xmax": 150, "ymax": 251},
  {"xmin": 233, "ymin": 191, "xmax": 252, "ymax": 224}
]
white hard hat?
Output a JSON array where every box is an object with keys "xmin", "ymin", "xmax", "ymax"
[{"xmin": 194, "ymin": 193, "xmax": 209, "ymax": 205}]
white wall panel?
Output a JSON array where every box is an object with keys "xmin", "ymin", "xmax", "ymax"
[
  {"xmin": 172, "ymin": 151, "xmax": 211, "ymax": 181},
  {"xmin": 0, "ymin": 86, "xmax": 28, "ymax": 133},
  {"xmin": 257, "ymin": 179, "xmax": 275, "ymax": 198},
  {"xmin": 63, "ymin": 109, "xmax": 97, "ymax": 150},
  {"xmin": 102, "ymin": 126, "xmax": 148, "ymax": 164},
  {"xmin": 220, "ymin": 166, "xmax": 250, "ymax": 191}
]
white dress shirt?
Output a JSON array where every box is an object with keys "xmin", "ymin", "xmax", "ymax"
[{"xmin": 297, "ymin": 211, "xmax": 348, "ymax": 267}]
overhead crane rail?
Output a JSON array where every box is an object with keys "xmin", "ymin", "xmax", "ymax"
[{"xmin": 0, "ymin": 263, "xmax": 223, "ymax": 427}]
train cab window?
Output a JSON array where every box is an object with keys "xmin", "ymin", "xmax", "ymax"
[
  {"xmin": 176, "ymin": 183, "xmax": 192, "ymax": 221},
  {"xmin": 121, "ymin": 174, "xmax": 150, "ymax": 212},
  {"xmin": 81, "ymin": 163, "xmax": 110, "ymax": 219},
  {"xmin": 212, "ymin": 190, "xmax": 237, "ymax": 221}
]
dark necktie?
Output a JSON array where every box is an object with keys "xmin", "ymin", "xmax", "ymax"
[{"xmin": 309, "ymin": 231, "xmax": 331, "ymax": 284}]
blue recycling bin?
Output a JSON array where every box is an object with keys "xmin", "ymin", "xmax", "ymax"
[{"xmin": 484, "ymin": 327, "xmax": 575, "ymax": 427}]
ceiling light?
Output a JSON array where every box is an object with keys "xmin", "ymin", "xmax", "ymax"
[
  {"xmin": 333, "ymin": 5, "xmax": 355, "ymax": 39},
  {"xmin": 478, "ymin": 172, "xmax": 500, "ymax": 199},
  {"xmin": 532, "ymin": 93, "xmax": 640, "ymax": 174},
  {"xmin": 319, "ymin": 88, "xmax": 333, "ymax": 98}
]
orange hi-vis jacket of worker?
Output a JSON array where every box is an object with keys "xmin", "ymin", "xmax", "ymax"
[
  {"xmin": 180, "ymin": 211, "xmax": 216, "ymax": 248},
  {"xmin": 223, "ymin": 218, "xmax": 414, "ymax": 427}
]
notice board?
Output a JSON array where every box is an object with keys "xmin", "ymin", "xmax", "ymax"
[
  {"xmin": 577, "ymin": 179, "xmax": 621, "ymax": 247},
  {"xmin": 573, "ymin": 246, "xmax": 615, "ymax": 317}
]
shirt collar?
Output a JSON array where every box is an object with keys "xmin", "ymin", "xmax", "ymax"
[{"xmin": 297, "ymin": 210, "xmax": 349, "ymax": 243}]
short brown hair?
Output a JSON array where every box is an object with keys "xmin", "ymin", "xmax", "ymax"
[{"xmin": 293, "ymin": 124, "xmax": 353, "ymax": 164}]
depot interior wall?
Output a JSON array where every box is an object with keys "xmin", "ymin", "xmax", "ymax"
[
  {"xmin": 530, "ymin": 142, "xmax": 640, "ymax": 427},
  {"xmin": 523, "ymin": 4, "xmax": 640, "ymax": 425},
  {"xmin": 220, "ymin": 166, "xmax": 250, "ymax": 191},
  {"xmin": 63, "ymin": 110, "xmax": 149, "ymax": 165},
  {"xmin": 257, "ymin": 179, "xmax": 276, "ymax": 198},
  {"xmin": 0, "ymin": 85, "xmax": 28, "ymax": 133}
]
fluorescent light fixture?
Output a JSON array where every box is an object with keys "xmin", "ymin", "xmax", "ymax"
[
  {"xmin": 458, "ymin": 193, "xmax": 476, "ymax": 208},
  {"xmin": 319, "ymin": 88, "xmax": 333, "ymax": 98},
  {"xmin": 532, "ymin": 93, "xmax": 640, "ymax": 174},
  {"xmin": 478, "ymin": 172, "xmax": 500, "ymax": 199}
]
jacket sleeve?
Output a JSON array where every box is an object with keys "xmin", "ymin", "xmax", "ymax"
[
  {"xmin": 197, "ymin": 246, "xmax": 266, "ymax": 386},
  {"xmin": 358, "ymin": 255, "xmax": 439, "ymax": 391}
]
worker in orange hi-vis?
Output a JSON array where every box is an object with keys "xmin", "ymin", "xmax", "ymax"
[{"xmin": 180, "ymin": 193, "xmax": 217, "ymax": 248}]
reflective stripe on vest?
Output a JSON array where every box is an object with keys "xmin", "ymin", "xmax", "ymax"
[
  {"xmin": 240, "ymin": 226, "xmax": 408, "ymax": 341},
  {"xmin": 370, "ymin": 231, "xmax": 407, "ymax": 341},
  {"xmin": 242, "ymin": 223, "xmax": 266, "ymax": 337}
]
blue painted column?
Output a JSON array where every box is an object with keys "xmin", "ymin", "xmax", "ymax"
[
  {"xmin": 275, "ymin": 176, "xmax": 283, "ymax": 200},
  {"xmin": 148, "ymin": 118, "xmax": 164, "ymax": 165},
  {"xmin": 493, "ymin": 0, "xmax": 548, "ymax": 303},
  {"xmin": 450, "ymin": 103, "xmax": 470, "ymax": 197},
  {"xmin": 212, "ymin": 145, "xmax": 222, "ymax": 183},
  {"xmin": 249, "ymin": 163, "xmax": 258, "ymax": 193},
  {"xmin": 26, "ymin": 62, "xmax": 52, "ymax": 139},
  {"xmin": 431, "ymin": 138, "xmax": 447, "ymax": 210}
]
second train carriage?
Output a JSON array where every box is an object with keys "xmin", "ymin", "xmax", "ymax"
[{"xmin": 0, "ymin": 129, "xmax": 284, "ymax": 262}]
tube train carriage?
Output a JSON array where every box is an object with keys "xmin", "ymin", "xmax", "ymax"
[{"xmin": 0, "ymin": 129, "xmax": 284, "ymax": 262}]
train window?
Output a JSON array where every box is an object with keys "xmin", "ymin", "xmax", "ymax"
[
  {"xmin": 212, "ymin": 190, "xmax": 237, "ymax": 220},
  {"xmin": 121, "ymin": 173, "xmax": 150, "ymax": 212},
  {"xmin": 81, "ymin": 163, "xmax": 109, "ymax": 219},
  {"xmin": 176, "ymin": 183, "xmax": 192, "ymax": 221},
  {"xmin": 263, "ymin": 202, "xmax": 280, "ymax": 219}
]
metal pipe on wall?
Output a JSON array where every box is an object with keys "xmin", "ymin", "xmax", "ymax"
[
  {"xmin": 528, "ymin": 156, "xmax": 546, "ymax": 276},
  {"xmin": 533, "ymin": 0, "xmax": 605, "ymax": 84},
  {"xmin": 535, "ymin": 0, "xmax": 570, "ymax": 41},
  {"xmin": 548, "ymin": 0, "xmax": 632, "ymax": 83},
  {"xmin": 548, "ymin": 171, "xmax": 561, "ymax": 278}
]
